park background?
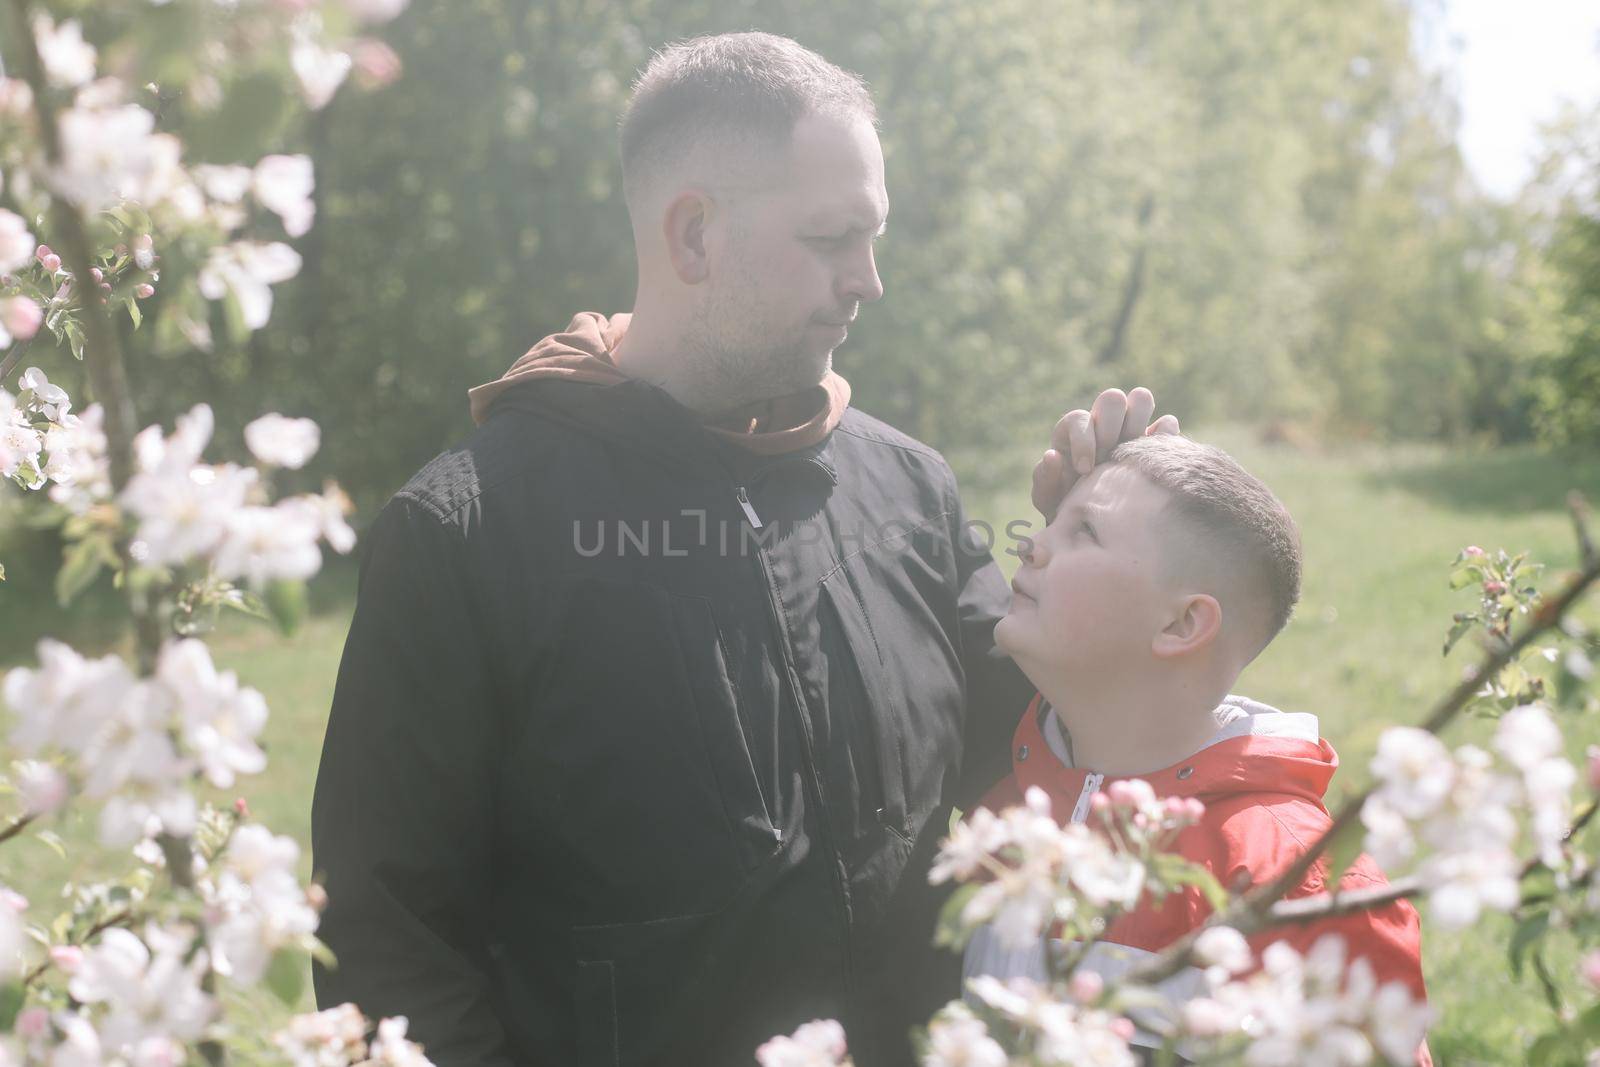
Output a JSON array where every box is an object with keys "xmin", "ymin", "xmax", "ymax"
[{"xmin": 3, "ymin": 0, "xmax": 1600, "ymax": 1062}]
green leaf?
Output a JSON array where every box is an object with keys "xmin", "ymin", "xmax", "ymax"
[
  {"xmin": 55, "ymin": 535, "xmax": 112, "ymax": 607},
  {"xmin": 218, "ymin": 586, "xmax": 273, "ymax": 624},
  {"xmin": 0, "ymin": 983, "xmax": 22, "ymax": 1031},
  {"xmin": 125, "ymin": 296, "xmax": 142, "ymax": 329},
  {"xmin": 263, "ymin": 579, "xmax": 308, "ymax": 637},
  {"xmin": 1149, "ymin": 851, "xmax": 1229, "ymax": 911},
  {"xmin": 1443, "ymin": 616, "xmax": 1476, "ymax": 656},
  {"xmin": 34, "ymin": 830, "xmax": 66, "ymax": 859},
  {"xmin": 934, "ymin": 883, "xmax": 983, "ymax": 949},
  {"xmin": 1508, "ymin": 910, "xmax": 1550, "ymax": 979},
  {"xmin": 265, "ymin": 947, "xmax": 307, "ymax": 1006}
]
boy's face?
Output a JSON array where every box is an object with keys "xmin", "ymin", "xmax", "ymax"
[{"xmin": 995, "ymin": 463, "xmax": 1177, "ymax": 681}]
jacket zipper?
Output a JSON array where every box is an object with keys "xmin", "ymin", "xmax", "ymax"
[
  {"xmin": 736, "ymin": 486, "xmax": 762, "ymax": 528},
  {"xmin": 730, "ymin": 477, "xmax": 858, "ymax": 996},
  {"xmin": 1071, "ymin": 773, "xmax": 1104, "ymax": 824}
]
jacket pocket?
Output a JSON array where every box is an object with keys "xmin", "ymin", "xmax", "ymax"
[
  {"xmin": 665, "ymin": 594, "xmax": 782, "ymax": 873},
  {"xmin": 574, "ymin": 959, "xmax": 618, "ymax": 1067},
  {"xmin": 570, "ymin": 910, "xmax": 721, "ymax": 1067},
  {"xmin": 517, "ymin": 578, "xmax": 779, "ymax": 918},
  {"xmin": 818, "ymin": 571, "xmax": 909, "ymax": 838}
]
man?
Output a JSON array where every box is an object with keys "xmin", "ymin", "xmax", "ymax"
[{"xmin": 311, "ymin": 31, "xmax": 1173, "ymax": 1066}]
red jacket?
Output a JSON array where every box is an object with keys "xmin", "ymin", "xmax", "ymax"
[{"xmin": 965, "ymin": 693, "xmax": 1430, "ymax": 1062}]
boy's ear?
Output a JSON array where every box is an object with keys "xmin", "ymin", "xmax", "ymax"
[
  {"xmin": 1152, "ymin": 593, "xmax": 1223, "ymax": 659},
  {"xmin": 663, "ymin": 189, "xmax": 714, "ymax": 284}
]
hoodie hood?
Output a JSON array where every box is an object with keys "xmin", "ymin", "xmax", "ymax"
[
  {"xmin": 467, "ymin": 311, "xmax": 852, "ymax": 457},
  {"xmin": 1012, "ymin": 692, "xmax": 1336, "ymax": 814}
]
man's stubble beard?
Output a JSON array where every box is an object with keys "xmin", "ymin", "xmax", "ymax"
[{"xmin": 686, "ymin": 288, "xmax": 831, "ymax": 412}]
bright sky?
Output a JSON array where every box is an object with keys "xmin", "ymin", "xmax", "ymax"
[{"xmin": 1421, "ymin": 0, "xmax": 1600, "ymax": 199}]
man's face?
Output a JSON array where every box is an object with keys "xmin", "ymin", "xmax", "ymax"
[
  {"xmin": 696, "ymin": 110, "xmax": 888, "ymax": 405},
  {"xmin": 995, "ymin": 464, "xmax": 1177, "ymax": 682}
]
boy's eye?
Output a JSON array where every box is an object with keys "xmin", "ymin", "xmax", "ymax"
[{"xmin": 1078, "ymin": 520, "xmax": 1098, "ymax": 543}]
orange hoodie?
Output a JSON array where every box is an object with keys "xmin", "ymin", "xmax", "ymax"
[{"xmin": 466, "ymin": 312, "xmax": 852, "ymax": 456}]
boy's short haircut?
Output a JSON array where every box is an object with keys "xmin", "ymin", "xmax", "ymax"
[
  {"xmin": 1109, "ymin": 435, "xmax": 1302, "ymax": 660},
  {"xmin": 619, "ymin": 32, "xmax": 877, "ymax": 208}
]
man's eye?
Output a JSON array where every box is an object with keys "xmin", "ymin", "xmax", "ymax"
[
  {"xmin": 808, "ymin": 234, "xmax": 850, "ymax": 246},
  {"xmin": 1078, "ymin": 520, "xmax": 1097, "ymax": 542}
]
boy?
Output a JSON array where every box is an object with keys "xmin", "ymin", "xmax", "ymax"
[{"xmin": 965, "ymin": 433, "xmax": 1429, "ymax": 1060}]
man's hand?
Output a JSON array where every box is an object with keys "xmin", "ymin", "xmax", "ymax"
[{"xmin": 1030, "ymin": 387, "xmax": 1179, "ymax": 519}]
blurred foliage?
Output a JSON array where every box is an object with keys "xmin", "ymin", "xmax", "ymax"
[{"xmin": 13, "ymin": 0, "xmax": 1599, "ymax": 517}]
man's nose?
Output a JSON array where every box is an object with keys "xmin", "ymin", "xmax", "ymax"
[{"xmin": 839, "ymin": 244, "xmax": 884, "ymax": 305}]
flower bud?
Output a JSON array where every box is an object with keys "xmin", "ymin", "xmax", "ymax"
[
  {"xmin": 1109, "ymin": 1018, "xmax": 1135, "ymax": 1042},
  {"xmin": 14, "ymin": 1007, "xmax": 48, "ymax": 1039},
  {"xmin": 135, "ymin": 283, "xmax": 155, "ymax": 299},
  {"xmin": 1089, "ymin": 792, "xmax": 1111, "ymax": 814},
  {"xmin": 307, "ymin": 882, "xmax": 329, "ymax": 912},
  {"xmin": 50, "ymin": 944, "xmax": 83, "ymax": 973},
  {"xmin": 352, "ymin": 38, "xmax": 403, "ymax": 90},
  {"xmin": 1464, "ymin": 546, "xmax": 1485, "ymax": 558},
  {"xmin": 234, "ymin": 796, "xmax": 251, "ymax": 817},
  {"xmin": 41, "ymin": 253, "xmax": 61, "ymax": 272},
  {"xmin": 90, "ymin": 267, "xmax": 103, "ymax": 282},
  {"xmin": 1583, "ymin": 949, "xmax": 1600, "ymax": 990},
  {"xmin": 1069, "ymin": 970, "xmax": 1104, "ymax": 1003},
  {"xmin": 0, "ymin": 296, "xmax": 42, "ymax": 341},
  {"xmin": 1483, "ymin": 580, "xmax": 1507, "ymax": 597},
  {"xmin": 34, "ymin": 243, "xmax": 51, "ymax": 261},
  {"xmin": 1586, "ymin": 746, "xmax": 1600, "ymax": 794}
]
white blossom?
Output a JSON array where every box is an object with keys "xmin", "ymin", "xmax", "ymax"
[
  {"xmin": 282, "ymin": 483, "xmax": 357, "ymax": 554},
  {"xmin": 19, "ymin": 366, "xmax": 71, "ymax": 422},
  {"xmin": 53, "ymin": 103, "xmax": 184, "ymax": 212},
  {"xmin": 34, "ymin": 15, "xmax": 97, "ymax": 89},
  {"xmin": 0, "ymin": 209, "xmax": 32, "ymax": 273},
  {"xmin": 253, "ymin": 155, "xmax": 316, "ymax": 237},
  {"xmin": 44, "ymin": 404, "xmax": 112, "ymax": 511},
  {"xmin": 339, "ymin": 0, "xmax": 410, "ymax": 24},
  {"xmin": 1185, "ymin": 936, "xmax": 1431, "ymax": 1067},
  {"xmin": 967, "ymin": 975, "xmax": 1136, "ymax": 1067},
  {"xmin": 1194, "ymin": 925, "xmax": 1253, "ymax": 976},
  {"xmin": 0, "ymin": 887, "xmax": 28, "ymax": 978},
  {"xmin": 291, "ymin": 39, "xmax": 353, "ymax": 110},
  {"xmin": 1494, "ymin": 705, "xmax": 1564, "ymax": 773},
  {"xmin": 1368, "ymin": 727, "xmax": 1454, "ymax": 819},
  {"xmin": 365, "ymin": 1017, "xmax": 434, "ymax": 1067},
  {"xmin": 246, "ymin": 412, "xmax": 321, "ymax": 469},
  {"xmin": 13, "ymin": 759, "xmax": 70, "ymax": 816},
  {"xmin": 203, "ymin": 825, "xmax": 319, "ymax": 984},
  {"xmin": 922, "ymin": 1004, "xmax": 1007, "ymax": 1067},
  {"xmin": 156, "ymin": 639, "xmax": 268, "ymax": 788},
  {"xmin": 2, "ymin": 400, "xmax": 43, "ymax": 484},
  {"xmin": 68, "ymin": 925, "xmax": 217, "ymax": 1056},
  {"xmin": 198, "ymin": 240, "xmax": 302, "ymax": 330},
  {"xmin": 5, "ymin": 639, "xmax": 135, "ymax": 757},
  {"xmin": 275, "ymin": 1004, "xmax": 369, "ymax": 1067},
  {"xmin": 756, "ymin": 1019, "xmax": 849, "ymax": 1067},
  {"xmin": 213, "ymin": 501, "xmax": 325, "ymax": 586}
]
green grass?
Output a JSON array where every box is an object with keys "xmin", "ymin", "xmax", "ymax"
[{"xmin": 3, "ymin": 426, "xmax": 1599, "ymax": 1061}]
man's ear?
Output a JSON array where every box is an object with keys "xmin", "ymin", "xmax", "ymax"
[
  {"xmin": 663, "ymin": 190, "xmax": 713, "ymax": 284},
  {"xmin": 1152, "ymin": 593, "xmax": 1222, "ymax": 659}
]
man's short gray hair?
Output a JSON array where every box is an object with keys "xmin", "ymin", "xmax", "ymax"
[{"xmin": 619, "ymin": 32, "xmax": 877, "ymax": 207}]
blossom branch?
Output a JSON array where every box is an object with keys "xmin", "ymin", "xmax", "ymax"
[
  {"xmin": 1573, "ymin": 491, "xmax": 1596, "ymax": 571},
  {"xmin": 6, "ymin": 0, "xmax": 163, "ymax": 669},
  {"xmin": 0, "ymin": 811, "xmax": 36, "ymax": 847},
  {"xmin": 1126, "ymin": 521, "xmax": 1600, "ymax": 987}
]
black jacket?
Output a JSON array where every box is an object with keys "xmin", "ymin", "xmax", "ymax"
[{"xmin": 310, "ymin": 377, "xmax": 1033, "ymax": 1066}]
